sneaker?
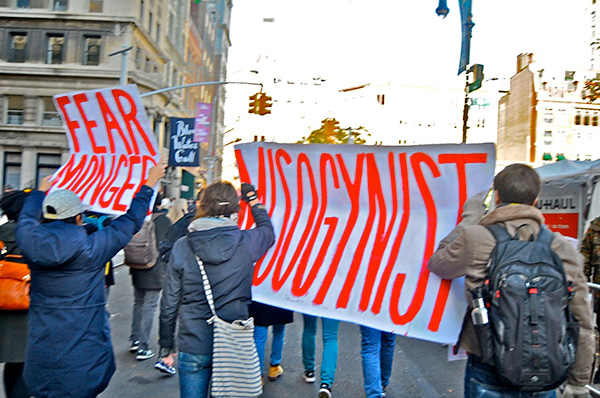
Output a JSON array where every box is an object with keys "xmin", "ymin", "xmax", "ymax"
[
  {"xmin": 129, "ymin": 341, "xmax": 140, "ymax": 352},
  {"xmin": 154, "ymin": 359, "xmax": 176, "ymax": 375},
  {"xmin": 382, "ymin": 386, "xmax": 387, "ymax": 398},
  {"xmin": 302, "ymin": 370, "xmax": 316, "ymax": 383},
  {"xmin": 318, "ymin": 383, "xmax": 332, "ymax": 398},
  {"xmin": 136, "ymin": 349, "xmax": 154, "ymax": 360},
  {"xmin": 268, "ymin": 364, "xmax": 284, "ymax": 381}
]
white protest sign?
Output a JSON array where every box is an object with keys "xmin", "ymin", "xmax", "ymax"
[
  {"xmin": 236, "ymin": 142, "xmax": 495, "ymax": 344},
  {"xmin": 51, "ymin": 85, "xmax": 159, "ymax": 215}
]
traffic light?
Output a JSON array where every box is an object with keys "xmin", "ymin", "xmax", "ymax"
[
  {"xmin": 248, "ymin": 93, "xmax": 259, "ymax": 114},
  {"xmin": 467, "ymin": 64, "xmax": 484, "ymax": 93},
  {"xmin": 257, "ymin": 93, "xmax": 272, "ymax": 115}
]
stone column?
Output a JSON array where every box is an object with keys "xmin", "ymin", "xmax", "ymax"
[{"xmin": 20, "ymin": 147, "xmax": 36, "ymax": 189}]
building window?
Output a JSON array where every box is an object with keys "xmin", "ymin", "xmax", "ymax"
[
  {"xmin": 89, "ymin": 0, "xmax": 102, "ymax": 12},
  {"xmin": 584, "ymin": 112, "xmax": 591, "ymax": 126},
  {"xmin": 144, "ymin": 56, "xmax": 151, "ymax": 73},
  {"xmin": 156, "ymin": 22, "xmax": 160, "ymax": 42},
  {"xmin": 594, "ymin": 112, "xmax": 599, "ymax": 127},
  {"xmin": 575, "ymin": 111, "xmax": 582, "ymax": 125},
  {"xmin": 544, "ymin": 109, "xmax": 553, "ymax": 124},
  {"xmin": 139, "ymin": 0, "xmax": 144, "ymax": 21},
  {"xmin": 17, "ymin": 0, "xmax": 47, "ymax": 7},
  {"xmin": 41, "ymin": 97, "xmax": 61, "ymax": 126},
  {"xmin": 0, "ymin": 0, "xmax": 9, "ymax": 6},
  {"xmin": 6, "ymin": 96, "xmax": 24, "ymax": 125},
  {"xmin": 135, "ymin": 47, "xmax": 142, "ymax": 69},
  {"xmin": 9, "ymin": 33, "xmax": 27, "ymax": 63},
  {"xmin": 46, "ymin": 34, "xmax": 64, "ymax": 64},
  {"xmin": 36, "ymin": 154, "xmax": 61, "ymax": 187},
  {"xmin": 83, "ymin": 35, "xmax": 101, "ymax": 65},
  {"xmin": 148, "ymin": 12, "xmax": 153, "ymax": 36},
  {"xmin": 53, "ymin": 0, "xmax": 67, "ymax": 10},
  {"xmin": 4, "ymin": 152, "xmax": 21, "ymax": 191}
]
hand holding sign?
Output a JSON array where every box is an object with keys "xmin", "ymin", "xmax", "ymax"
[{"xmin": 145, "ymin": 158, "xmax": 167, "ymax": 189}]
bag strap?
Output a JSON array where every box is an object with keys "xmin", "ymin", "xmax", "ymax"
[
  {"xmin": 187, "ymin": 237, "xmax": 217, "ymax": 318},
  {"xmin": 535, "ymin": 226, "xmax": 553, "ymax": 246},
  {"xmin": 485, "ymin": 224, "xmax": 511, "ymax": 243}
]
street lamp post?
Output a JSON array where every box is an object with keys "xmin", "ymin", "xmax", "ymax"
[{"xmin": 108, "ymin": 45, "xmax": 133, "ymax": 86}]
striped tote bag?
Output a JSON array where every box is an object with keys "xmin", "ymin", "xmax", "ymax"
[{"xmin": 193, "ymin": 250, "xmax": 262, "ymax": 398}]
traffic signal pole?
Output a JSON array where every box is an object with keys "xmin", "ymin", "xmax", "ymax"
[{"xmin": 139, "ymin": 81, "xmax": 263, "ymax": 98}]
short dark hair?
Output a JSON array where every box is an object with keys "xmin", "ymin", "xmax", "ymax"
[
  {"xmin": 196, "ymin": 182, "xmax": 240, "ymax": 218},
  {"xmin": 494, "ymin": 163, "xmax": 541, "ymax": 205},
  {"xmin": 43, "ymin": 213, "xmax": 80, "ymax": 224}
]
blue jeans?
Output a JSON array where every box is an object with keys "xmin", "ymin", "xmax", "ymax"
[
  {"xmin": 130, "ymin": 287, "xmax": 161, "ymax": 350},
  {"xmin": 178, "ymin": 351, "xmax": 212, "ymax": 398},
  {"xmin": 464, "ymin": 355, "xmax": 557, "ymax": 398},
  {"xmin": 360, "ymin": 326, "xmax": 396, "ymax": 398},
  {"xmin": 302, "ymin": 314, "xmax": 339, "ymax": 386},
  {"xmin": 254, "ymin": 324, "xmax": 285, "ymax": 373}
]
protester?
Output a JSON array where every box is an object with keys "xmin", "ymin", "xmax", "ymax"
[
  {"xmin": 0, "ymin": 190, "xmax": 30, "ymax": 398},
  {"xmin": 249, "ymin": 302, "xmax": 294, "ymax": 382},
  {"xmin": 428, "ymin": 163, "xmax": 594, "ymax": 398},
  {"xmin": 301, "ymin": 315, "xmax": 340, "ymax": 398},
  {"xmin": 128, "ymin": 201, "xmax": 171, "ymax": 360},
  {"xmin": 167, "ymin": 198, "xmax": 188, "ymax": 225},
  {"xmin": 15, "ymin": 164, "xmax": 165, "ymax": 398},
  {"xmin": 158, "ymin": 182, "xmax": 274, "ymax": 398},
  {"xmin": 360, "ymin": 326, "xmax": 395, "ymax": 398},
  {"xmin": 580, "ymin": 214, "xmax": 600, "ymax": 383}
]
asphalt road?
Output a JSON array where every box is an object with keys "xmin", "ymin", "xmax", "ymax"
[
  {"xmin": 99, "ymin": 265, "xmax": 465, "ymax": 398},
  {"xmin": 1, "ymin": 258, "xmax": 466, "ymax": 398}
]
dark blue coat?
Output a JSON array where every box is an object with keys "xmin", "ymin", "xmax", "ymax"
[{"xmin": 16, "ymin": 186, "xmax": 153, "ymax": 398}]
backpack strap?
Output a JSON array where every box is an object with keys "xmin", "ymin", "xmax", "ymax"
[
  {"xmin": 535, "ymin": 226, "xmax": 553, "ymax": 246},
  {"xmin": 485, "ymin": 224, "xmax": 511, "ymax": 243}
]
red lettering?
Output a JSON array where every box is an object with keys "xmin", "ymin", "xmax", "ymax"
[
  {"xmin": 359, "ymin": 153, "xmax": 399, "ymax": 312},
  {"xmin": 337, "ymin": 153, "xmax": 386, "ymax": 309},
  {"xmin": 390, "ymin": 152, "xmax": 440, "ymax": 325},
  {"xmin": 267, "ymin": 149, "xmax": 277, "ymax": 218},
  {"xmin": 314, "ymin": 153, "xmax": 365, "ymax": 305},
  {"xmin": 73, "ymin": 155, "xmax": 100, "ymax": 195},
  {"xmin": 439, "ymin": 153, "xmax": 488, "ymax": 223},
  {"xmin": 99, "ymin": 155, "xmax": 127, "ymax": 208},
  {"xmin": 96, "ymin": 91, "xmax": 132, "ymax": 154},
  {"xmin": 55, "ymin": 96, "xmax": 81, "ymax": 152},
  {"xmin": 113, "ymin": 89, "xmax": 157, "ymax": 156},
  {"xmin": 113, "ymin": 155, "xmax": 141, "ymax": 211},
  {"xmin": 235, "ymin": 149, "xmax": 253, "ymax": 228},
  {"xmin": 90, "ymin": 156, "xmax": 117, "ymax": 206},
  {"xmin": 372, "ymin": 153, "xmax": 410, "ymax": 314},
  {"xmin": 73, "ymin": 93, "xmax": 106, "ymax": 154},
  {"xmin": 272, "ymin": 153, "xmax": 318, "ymax": 292},
  {"xmin": 427, "ymin": 153, "xmax": 487, "ymax": 331},
  {"xmin": 292, "ymin": 153, "xmax": 339, "ymax": 297},
  {"xmin": 56, "ymin": 154, "xmax": 86, "ymax": 189},
  {"xmin": 133, "ymin": 155, "xmax": 158, "ymax": 195},
  {"xmin": 254, "ymin": 149, "xmax": 292, "ymax": 286}
]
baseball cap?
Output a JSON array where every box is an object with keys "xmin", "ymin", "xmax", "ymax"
[{"xmin": 42, "ymin": 189, "xmax": 87, "ymax": 220}]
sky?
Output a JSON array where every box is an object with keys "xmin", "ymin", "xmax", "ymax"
[{"xmin": 226, "ymin": 0, "xmax": 590, "ymax": 89}]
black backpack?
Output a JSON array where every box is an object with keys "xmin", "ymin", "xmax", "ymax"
[{"xmin": 479, "ymin": 224, "xmax": 579, "ymax": 391}]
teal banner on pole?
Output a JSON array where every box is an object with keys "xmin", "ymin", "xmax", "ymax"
[{"xmin": 458, "ymin": 0, "xmax": 474, "ymax": 75}]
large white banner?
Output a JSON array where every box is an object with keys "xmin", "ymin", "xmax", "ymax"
[
  {"xmin": 236, "ymin": 142, "xmax": 495, "ymax": 344},
  {"xmin": 50, "ymin": 85, "xmax": 159, "ymax": 215}
]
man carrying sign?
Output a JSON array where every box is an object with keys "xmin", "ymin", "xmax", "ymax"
[{"xmin": 15, "ymin": 163, "xmax": 165, "ymax": 398}]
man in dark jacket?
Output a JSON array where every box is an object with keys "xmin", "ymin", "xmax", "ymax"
[{"xmin": 15, "ymin": 164, "xmax": 165, "ymax": 398}]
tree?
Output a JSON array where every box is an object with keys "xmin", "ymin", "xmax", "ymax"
[
  {"xmin": 298, "ymin": 118, "xmax": 369, "ymax": 144},
  {"xmin": 583, "ymin": 79, "xmax": 600, "ymax": 103}
]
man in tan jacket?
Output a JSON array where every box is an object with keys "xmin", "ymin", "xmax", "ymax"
[{"xmin": 428, "ymin": 163, "xmax": 593, "ymax": 398}]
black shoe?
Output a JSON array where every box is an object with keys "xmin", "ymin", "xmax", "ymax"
[
  {"xmin": 302, "ymin": 370, "xmax": 315, "ymax": 383},
  {"xmin": 129, "ymin": 340, "xmax": 140, "ymax": 352},
  {"xmin": 318, "ymin": 383, "xmax": 332, "ymax": 398}
]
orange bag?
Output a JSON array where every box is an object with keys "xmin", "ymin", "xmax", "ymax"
[{"xmin": 0, "ymin": 255, "xmax": 30, "ymax": 310}]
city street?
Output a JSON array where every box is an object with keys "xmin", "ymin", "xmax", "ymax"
[
  {"xmin": 0, "ymin": 260, "xmax": 465, "ymax": 398},
  {"xmin": 101, "ymin": 264, "xmax": 465, "ymax": 398}
]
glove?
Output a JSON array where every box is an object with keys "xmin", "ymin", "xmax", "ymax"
[
  {"xmin": 562, "ymin": 384, "xmax": 590, "ymax": 398},
  {"xmin": 459, "ymin": 191, "xmax": 487, "ymax": 227},
  {"xmin": 241, "ymin": 183, "xmax": 258, "ymax": 203}
]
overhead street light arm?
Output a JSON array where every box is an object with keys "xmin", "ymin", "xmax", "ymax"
[{"xmin": 140, "ymin": 81, "xmax": 263, "ymax": 97}]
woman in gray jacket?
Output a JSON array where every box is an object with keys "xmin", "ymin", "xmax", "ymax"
[{"xmin": 157, "ymin": 182, "xmax": 274, "ymax": 398}]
